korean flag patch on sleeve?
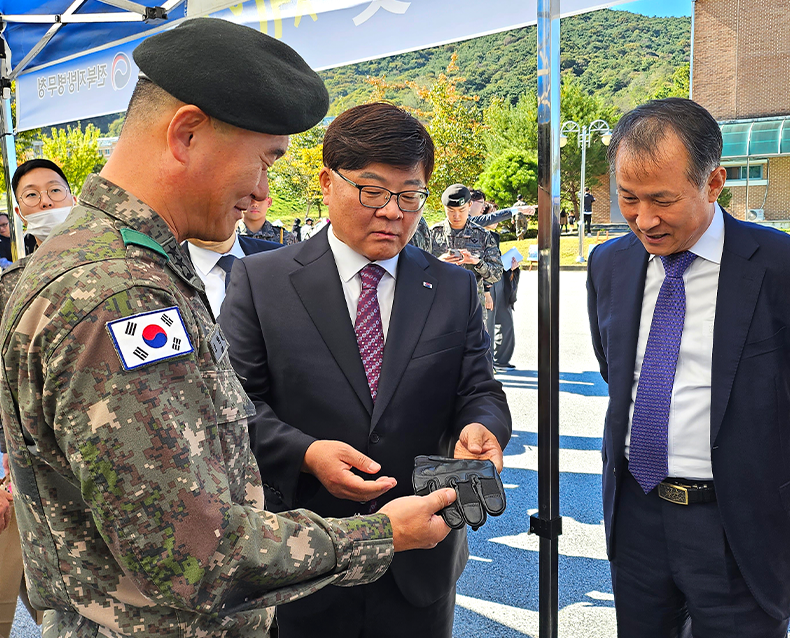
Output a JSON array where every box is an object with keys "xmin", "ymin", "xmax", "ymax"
[{"xmin": 106, "ymin": 306, "xmax": 194, "ymax": 371}]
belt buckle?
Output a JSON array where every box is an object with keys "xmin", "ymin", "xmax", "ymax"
[{"xmin": 658, "ymin": 482, "xmax": 689, "ymax": 505}]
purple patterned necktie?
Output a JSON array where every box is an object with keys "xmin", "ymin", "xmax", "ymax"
[
  {"xmin": 630, "ymin": 251, "xmax": 697, "ymax": 493},
  {"xmin": 355, "ymin": 264, "xmax": 386, "ymax": 402}
]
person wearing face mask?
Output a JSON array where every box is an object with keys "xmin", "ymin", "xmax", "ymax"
[
  {"xmin": 12, "ymin": 159, "xmax": 76, "ymax": 256},
  {"xmin": 0, "ymin": 158, "xmax": 72, "ymax": 638},
  {"xmin": 0, "ymin": 160, "xmax": 75, "ymax": 308}
]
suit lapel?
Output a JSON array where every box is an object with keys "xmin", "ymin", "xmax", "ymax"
[
  {"xmin": 371, "ymin": 246, "xmax": 437, "ymax": 429},
  {"xmin": 290, "ymin": 229, "xmax": 374, "ymax": 415},
  {"xmin": 609, "ymin": 236, "xmax": 649, "ymax": 454},
  {"xmin": 710, "ymin": 214, "xmax": 764, "ymax": 445}
]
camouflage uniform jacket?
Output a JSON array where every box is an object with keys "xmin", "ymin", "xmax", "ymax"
[
  {"xmin": 0, "ymin": 255, "xmax": 28, "ymax": 453},
  {"xmin": 408, "ymin": 216, "xmax": 432, "ymax": 252},
  {"xmin": 238, "ymin": 220, "xmax": 296, "ymax": 246},
  {"xmin": 429, "ymin": 218, "xmax": 503, "ymax": 306},
  {"xmin": 0, "ymin": 174, "xmax": 394, "ymax": 638}
]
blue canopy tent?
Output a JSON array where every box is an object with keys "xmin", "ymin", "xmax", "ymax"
[{"xmin": 0, "ymin": 2, "xmax": 631, "ymax": 635}]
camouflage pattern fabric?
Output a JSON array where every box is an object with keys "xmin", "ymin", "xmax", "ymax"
[
  {"xmin": 238, "ymin": 220, "xmax": 296, "ymax": 246},
  {"xmin": 429, "ymin": 218, "xmax": 503, "ymax": 308},
  {"xmin": 408, "ymin": 216, "xmax": 432, "ymax": 252},
  {"xmin": 0, "ymin": 256, "xmax": 28, "ymax": 454},
  {"xmin": 0, "ymin": 174, "xmax": 394, "ymax": 638}
]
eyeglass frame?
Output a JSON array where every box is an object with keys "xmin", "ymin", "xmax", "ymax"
[
  {"xmin": 332, "ymin": 169, "xmax": 429, "ymax": 212},
  {"xmin": 18, "ymin": 186, "xmax": 70, "ymax": 208}
]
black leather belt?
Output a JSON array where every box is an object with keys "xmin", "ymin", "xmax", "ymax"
[{"xmin": 657, "ymin": 478, "xmax": 716, "ymax": 505}]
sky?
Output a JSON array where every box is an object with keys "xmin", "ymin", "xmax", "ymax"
[{"xmin": 613, "ymin": 0, "xmax": 692, "ymax": 18}]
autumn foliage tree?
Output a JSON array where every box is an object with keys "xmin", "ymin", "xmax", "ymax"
[
  {"xmin": 42, "ymin": 124, "xmax": 104, "ymax": 195},
  {"xmin": 368, "ymin": 54, "xmax": 486, "ymax": 212},
  {"xmin": 269, "ymin": 125, "xmax": 326, "ymax": 216}
]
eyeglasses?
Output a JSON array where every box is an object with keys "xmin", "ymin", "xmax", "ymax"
[
  {"xmin": 333, "ymin": 170, "xmax": 429, "ymax": 213},
  {"xmin": 19, "ymin": 186, "xmax": 69, "ymax": 207}
]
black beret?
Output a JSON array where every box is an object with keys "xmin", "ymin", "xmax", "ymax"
[
  {"xmin": 133, "ymin": 18, "xmax": 329, "ymax": 135},
  {"xmin": 441, "ymin": 184, "xmax": 471, "ymax": 207}
]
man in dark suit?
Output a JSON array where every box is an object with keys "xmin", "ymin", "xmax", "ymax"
[
  {"xmin": 221, "ymin": 103, "xmax": 511, "ymax": 638},
  {"xmin": 587, "ymin": 98, "xmax": 790, "ymax": 637},
  {"xmin": 185, "ymin": 232, "xmax": 280, "ymax": 317}
]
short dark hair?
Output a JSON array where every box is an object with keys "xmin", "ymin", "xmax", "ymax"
[
  {"xmin": 124, "ymin": 77, "xmax": 182, "ymax": 135},
  {"xmin": 607, "ymin": 98, "xmax": 722, "ymax": 189},
  {"xmin": 323, "ymin": 103, "xmax": 435, "ymax": 181},
  {"xmin": 469, "ymin": 189, "xmax": 486, "ymax": 202},
  {"xmin": 12, "ymin": 159, "xmax": 71, "ymax": 197}
]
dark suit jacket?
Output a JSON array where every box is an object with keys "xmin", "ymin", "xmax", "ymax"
[
  {"xmin": 220, "ymin": 227, "xmax": 511, "ymax": 608},
  {"xmin": 238, "ymin": 234, "xmax": 282, "ymax": 255},
  {"xmin": 587, "ymin": 212, "xmax": 790, "ymax": 619}
]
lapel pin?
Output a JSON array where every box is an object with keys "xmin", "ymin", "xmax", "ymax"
[{"xmin": 423, "ymin": 281, "xmax": 433, "ymax": 289}]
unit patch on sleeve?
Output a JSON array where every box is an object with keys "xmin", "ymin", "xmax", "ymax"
[{"xmin": 106, "ymin": 306, "xmax": 194, "ymax": 370}]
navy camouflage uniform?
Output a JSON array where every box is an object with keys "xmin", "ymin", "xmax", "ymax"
[
  {"xmin": 408, "ymin": 216, "xmax": 432, "ymax": 252},
  {"xmin": 0, "ymin": 174, "xmax": 394, "ymax": 638},
  {"xmin": 238, "ymin": 219, "xmax": 296, "ymax": 246},
  {"xmin": 429, "ymin": 218, "xmax": 503, "ymax": 310}
]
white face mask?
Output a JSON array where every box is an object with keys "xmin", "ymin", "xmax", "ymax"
[{"xmin": 24, "ymin": 205, "xmax": 72, "ymax": 241}]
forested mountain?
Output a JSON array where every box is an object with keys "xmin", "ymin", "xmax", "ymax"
[{"xmin": 320, "ymin": 9, "xmax": 690, "ymax": 115}]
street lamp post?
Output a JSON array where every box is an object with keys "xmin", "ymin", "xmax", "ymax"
[{"xmin": 560, "ymin": 119, "xmax": 612, "ymax": 262}]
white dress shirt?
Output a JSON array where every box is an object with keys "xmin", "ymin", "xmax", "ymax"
[
  {"xmin": 327, "ymin": 226, "xmax": 398, "ymax": 341},
  {"xmin": 187, "ymin": 236, "xmax": 246, "ymax": 318},
  {"xmin": 625, "ymin": 204, "xmax": 725, "ymax": 480}
]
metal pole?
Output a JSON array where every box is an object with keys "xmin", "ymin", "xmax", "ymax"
[
  {"xmin": 0, "ymin": 40, "xmax": 23, "ymax": 261},
  {"xmin": 577, "ymin": 126, "xmax": 587, "ymax": 262},
  {"xmin": 532, "ymin": 0, "xmax": 562, "ymax": 636}
]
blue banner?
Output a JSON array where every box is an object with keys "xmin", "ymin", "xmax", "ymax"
[{"xmin": 17, "ymin": 37, "xmax": 141, "ymax": 132}]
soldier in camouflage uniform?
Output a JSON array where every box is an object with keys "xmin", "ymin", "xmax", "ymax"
[
  {"xmin": 430, "ymin": 184, "xmax": 503, "ymax": 312},
  {"xmin": 237, "ymin": 195, "xmax": 296, "ymax": 246},
  {"xmin": 0, "ymin": 20, "xmax": 453, "ymax": 638},
  {"xmin": 408, "ymin": 215, "xmax": 432, "ymax": 252}
]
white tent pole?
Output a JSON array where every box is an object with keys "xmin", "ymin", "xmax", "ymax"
[
  {"xmin": 0, "ymin": 40, "xmax": 23, "ymax": 260},
  {"xmin": 532, "ymin": 0, "xmax": 562, "ymax": 635}
]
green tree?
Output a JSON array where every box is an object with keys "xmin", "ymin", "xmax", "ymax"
[
  {"xmin": 0, "ymin": 81, "xmax": 43, "ymax": 193},
  {"xmin": 368, "ymin": 54, "xmax": 486, "ymax": 211},
  {"xmin": 650, "ymin": 62, "xmax": 690, "ymax": 100},
  {"xmin": 717, "ymin": 187, "xmax": 732, "ymax": 210},
  {"xmin": 475, "ymin": 149, "xmax": 538, "ymax": 209},
  {"xmin": 108, "ymin": 115, "xmax": 125, "ymax": 138},
  {"xmin": 41, "ymin": 124, "xmax": 104, "ymax": 195},
  {"xmin": 269, "ymin": 125, "xmax": 325, "ymax": 216},
  {"xmin": 482, "ymin": 94, "xmax": 538, "ymax": 160},
  {"xmin": 559, "ymin": 76, "xmax": 620, "ymax": 215}
]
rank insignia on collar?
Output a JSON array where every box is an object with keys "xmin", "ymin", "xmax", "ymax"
[{"xmin": 106, "ymin": 306, "xmax": 194, "ymax": 370}]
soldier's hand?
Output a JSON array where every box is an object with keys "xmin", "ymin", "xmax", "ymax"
[
  {"xmin": 438, "ymin": 251, "xmax": 462, "ymax": 264},
  {"xmin": 0, "ymin": 489, "xmax": 13, "ymax": 534},
  {"xmin": 457, "ymin": 249, "xmax": 480, "ymax": 265},
  {"xmin": 302, "ymin": 440, "xmax": 397, "ymax": 501},
  {"xmin": 379, "ymin": 488, "xmax": 456, "ymax": 551},
  {"xmin": 484, "ymin": 292, "xmax": 494, "ymax": 311},
  {"xmin": 455, "ymin": 422, "xmax": 504, "ymax": 472}
]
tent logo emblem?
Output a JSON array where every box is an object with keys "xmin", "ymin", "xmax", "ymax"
[{"xmin": 111, "ymin": 53, "xmax": 132, "ymax": 91}]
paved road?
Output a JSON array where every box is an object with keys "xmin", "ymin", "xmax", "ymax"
[{"xmin": 454, "ymin": 269, "xmax": 615, "ymax": 637}]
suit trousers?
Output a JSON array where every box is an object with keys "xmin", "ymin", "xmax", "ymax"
[
  {"xmin": 492, "ymin": 278, "xmax": 515, "ymax": 366},
  {"xmin": 275, "ymin": 569, "xmax": 455, "ymax": 638},
  {"xmin": 484, "ymin": 281, "xmax": 498, "ymax": 360},
  {"xmin": 611, "ymin": 468, "xmax": 789, "ymax": 638}
]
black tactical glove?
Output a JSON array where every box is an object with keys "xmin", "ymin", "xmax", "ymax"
[{"xmin": 412, "ymin": 455, "xmax": 506, "ymax": 531}]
